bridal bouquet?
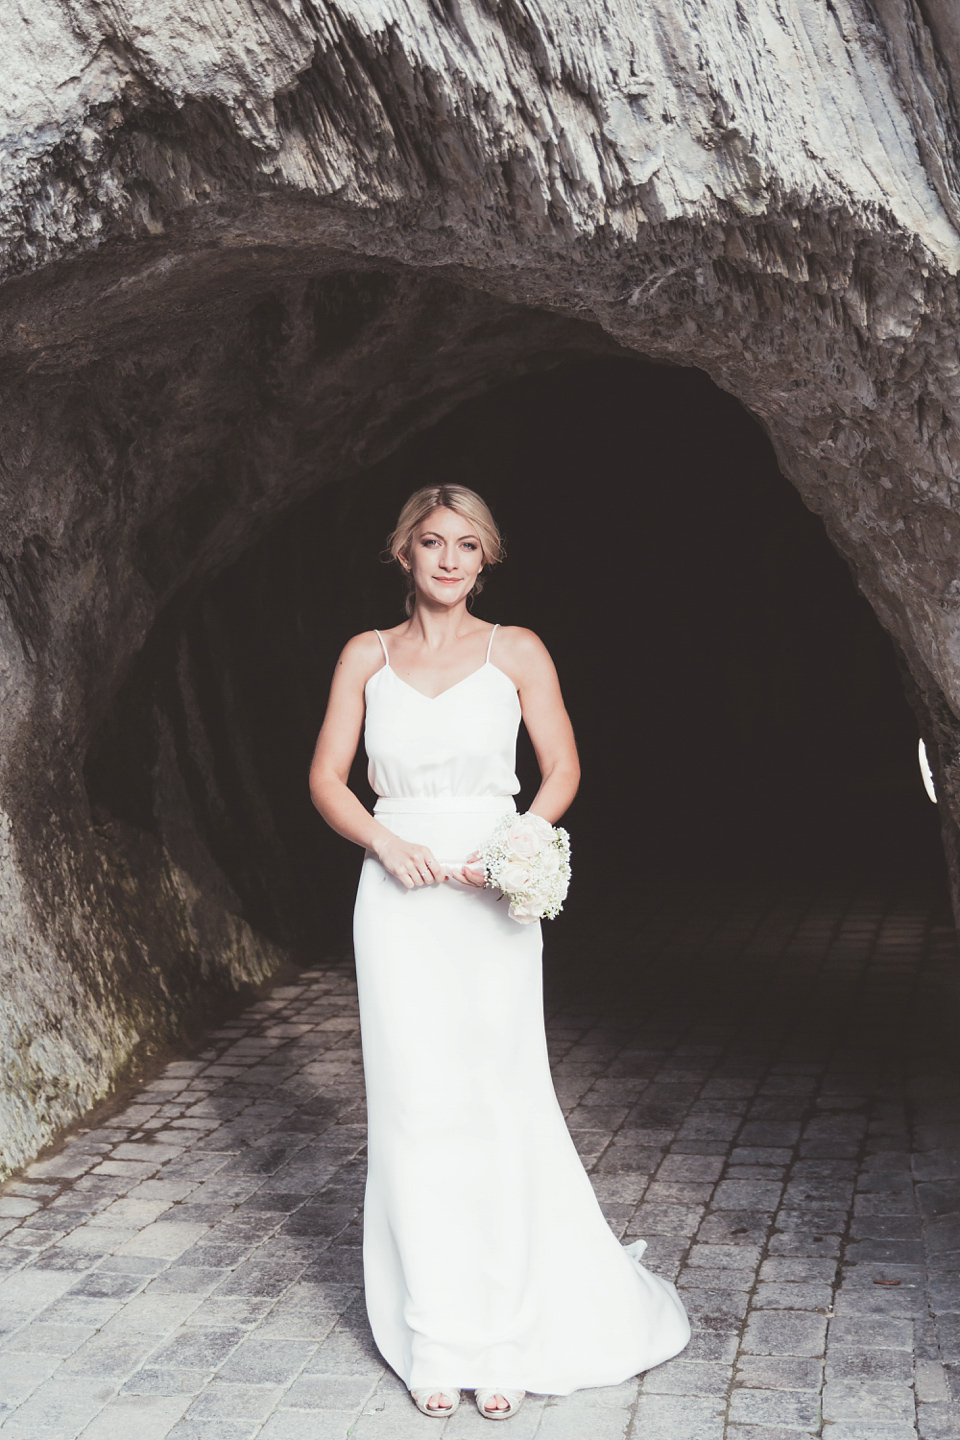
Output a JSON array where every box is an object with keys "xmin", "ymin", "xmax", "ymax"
[{"xmin": 477, "ymin": 813, "xmax": 571, "ymax": 924}]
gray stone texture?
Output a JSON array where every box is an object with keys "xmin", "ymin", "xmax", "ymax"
[
  {"xmin": 2, "ymin": 0, "xmax": 960, "ymax": 1179},
  {"xmin": 0, "ymin": 881, "xmax": 955, "ymax": 1436}
]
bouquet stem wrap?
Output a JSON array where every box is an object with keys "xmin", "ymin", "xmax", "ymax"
[{"xmin": 477, "ymin": 812, "xmax": 571, "ymax": 923}]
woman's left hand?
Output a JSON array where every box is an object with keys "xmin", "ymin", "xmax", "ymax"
[{"xmin": 449, "ymin": 851, "xmax": 487, "ymax": 887}]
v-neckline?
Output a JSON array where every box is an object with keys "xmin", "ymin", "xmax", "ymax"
[{"xmin": 385, "ymin": 661, "xmax": 491, "ymax": 702}]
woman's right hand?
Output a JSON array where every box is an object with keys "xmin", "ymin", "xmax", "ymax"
[{"xmin": 374, "ymin": 834, "xmax": 446, "ymax": 889}]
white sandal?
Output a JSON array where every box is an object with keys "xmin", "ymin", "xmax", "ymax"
[
  {"xmin": 475, "ymin": 1388, "xmax": 525, "ymax": 1419},
  {"xmin": 411, "ymin": 1387, "xmax": 461, "ymax": 1417}
]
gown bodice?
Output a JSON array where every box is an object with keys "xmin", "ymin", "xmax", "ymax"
[{"xmin": 363, "ymin": 625, "xmax": 521, "ymax": 802}]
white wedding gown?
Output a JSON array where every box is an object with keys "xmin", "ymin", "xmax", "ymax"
[{"xmin": 353, "ymin": 625, "xmax": 690, "ymax": 1394}]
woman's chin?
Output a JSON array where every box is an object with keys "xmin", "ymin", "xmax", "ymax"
[{"xmin": 426, "ymin": 584, "xmax": 468, "ymax": 604}]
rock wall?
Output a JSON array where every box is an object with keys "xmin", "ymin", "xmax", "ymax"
[{"xmin": 1, "ymin": 0, "xmax": 960, "ymax": 1170}]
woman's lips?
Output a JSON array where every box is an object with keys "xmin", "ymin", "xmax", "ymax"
[{"xmin": 435, "ymin": 576, "xmax": 461, "ymax": 585}]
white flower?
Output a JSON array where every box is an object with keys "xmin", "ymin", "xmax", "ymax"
[
  {"xmin": 524, "ymin": 813, "xmax": 556, "ymax": 844},
  {"xmin": 500, "ymin": 861, "xmax": 533, "ymax": 892},
  {"xmin": 504, "ymin": 818, "xmax": 546, "ymax": 858},
  {"xmin": 508, "ymin": 899, "xmax": 540, "ymax": 924},
  {"xmin": 538, "ymin": 848, "xmax": 561, "ymax": 876},
  {"xmin": 477, "ymin": 812, "xmax": 572, "ymax": 925}
]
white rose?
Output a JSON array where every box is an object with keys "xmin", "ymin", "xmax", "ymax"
[
  {"xmin": 538, "ymin": 847, "xmax": 561, "ymax": 876},
  {"xmin": 504, "ymin": 819, "xmax": 546, "ymax": 858},
  {"xmin": 500, "ymin": 861, "xmax": 532, "ymax": 893},
  {"xmin": 524, "ymin": 813, "xmax": 555, "ymax": 844},
  {"xmin": 509, "ymin": 898, "xmax": 541, "ymax": 924},
  {"xmin": 525, "ymin": 889, "xmax": 552, "ymax": 913}
]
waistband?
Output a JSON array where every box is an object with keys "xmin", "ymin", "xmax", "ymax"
[{"xmin": 373, "ymin": 796, "xmax": 517, "ymax": 815}]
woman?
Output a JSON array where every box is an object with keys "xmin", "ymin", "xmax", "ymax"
[{"xmin": 309, "ymin": 484, "xmax": 689, "ymax": 1420}]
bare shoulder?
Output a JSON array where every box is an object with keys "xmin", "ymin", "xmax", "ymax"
[
  {"xmin": 495, "ymin": 625, "xmax": 551, "ymax": 659},
  {"xmin": 335, "ymin": 630, "xmax": 388, "ymax": 686},
  {"xmin": 493, "ymin": 626, "xmax": 559, "ymax": 686}
]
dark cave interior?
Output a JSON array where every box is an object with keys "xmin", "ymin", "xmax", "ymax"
[{"xmin": 85, "ymin": 356, "xmax": 946, "ymax": 966}]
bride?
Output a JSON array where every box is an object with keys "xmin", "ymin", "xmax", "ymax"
[{"xmin": 309, "ymin": 484, "xmax": 689, "ymax": 1420}]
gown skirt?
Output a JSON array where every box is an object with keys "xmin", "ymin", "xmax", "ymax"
[{"xmin": 353, "ymin": 796, "xmax": 690, "ymax": 1395}]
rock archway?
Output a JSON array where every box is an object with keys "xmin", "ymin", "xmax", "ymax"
[
  {"xmin": 2, "ymin": 0, "xmax": 960, "ymax": 1171},
  {"xmin": 108, "ymin": 353, "xmax": 938, "ymax": 968}
]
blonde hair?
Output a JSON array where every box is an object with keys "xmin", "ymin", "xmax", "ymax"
[{"xmin": 385, "ymin": 485, "xmax": 505, "ymax": 615}]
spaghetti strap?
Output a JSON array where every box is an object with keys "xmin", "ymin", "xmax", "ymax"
[
  {"xmin": 485, "ymin": 623, "xmax": 500, "ymax": 664},
  {"xmin": 374, "ymin": 629, "xmax": 390, "ymax": 666}
]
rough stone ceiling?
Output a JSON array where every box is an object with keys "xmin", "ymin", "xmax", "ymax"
[{"xmin": 1, "ymin": 0, "xmax": 960, "ymax": 1172}]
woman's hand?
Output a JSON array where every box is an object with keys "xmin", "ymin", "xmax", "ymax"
[
  {"xmin": 375, "ymin": 835, "xmax": 447, "ymax": 889},
  {"xmin": 449, "ymin": 850, "xmax": 487, "ymax": 888}
]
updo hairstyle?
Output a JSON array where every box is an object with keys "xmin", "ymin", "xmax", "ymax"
[{"xmin": 385, "ymin": 484, "xmax": 505, "ymax": 615}]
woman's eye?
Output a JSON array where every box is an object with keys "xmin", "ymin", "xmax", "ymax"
[{"xmin": 462, "ymin": 542, "xmax": 477, "ymax": 550}]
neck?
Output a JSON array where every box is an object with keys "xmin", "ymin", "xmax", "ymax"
[{"xmin": 407, "ymin": 598, "xmax": 474, "ymax": 648}]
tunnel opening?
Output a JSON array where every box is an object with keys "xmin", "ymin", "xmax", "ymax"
[{"xmin": 85, "ymin": 354, "xmax": 947, "ymax": 974}]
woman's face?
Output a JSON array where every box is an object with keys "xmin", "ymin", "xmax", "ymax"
[{"xmin": 405, "ymin": 506, "xmax": 484, "ymax": 608}]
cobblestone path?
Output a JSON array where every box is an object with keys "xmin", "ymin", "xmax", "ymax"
[{"xmin": 0, "ymin": 878, "xmax": 957, "ymax": 1439}]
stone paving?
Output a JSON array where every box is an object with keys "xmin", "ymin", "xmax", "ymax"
[{"xmin": 0, "ymin": 876, "xmax": 957, "ymax": 1439}]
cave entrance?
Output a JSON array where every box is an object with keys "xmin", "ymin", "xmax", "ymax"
[{"xmin": 131, "ymin": 355, "xmax": 944, "ymax": 965}]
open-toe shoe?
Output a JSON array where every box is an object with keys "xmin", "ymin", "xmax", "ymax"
[
  {"xmin": 475, "ymin": 1388, "xmax": 525, "ymax": 1419},
  {"xmin": 410, "ymin": 1387, "xmax": 461, "ymax": 1417}
]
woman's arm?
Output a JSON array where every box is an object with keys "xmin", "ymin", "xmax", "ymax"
[
  {"xmin": 308, "ymin": 633, "xmax": 446, "ymax": 888},
  {"xmin": 456, "ymin": 627, "xmax": 579, "ymax": 887},
  {"xmin": 509, "ymin": 629, "xmax": 581, "ymax": 824},
  {"xmin": 308, "ymin": 633, "xmax": 385, "ymax": 850}
]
